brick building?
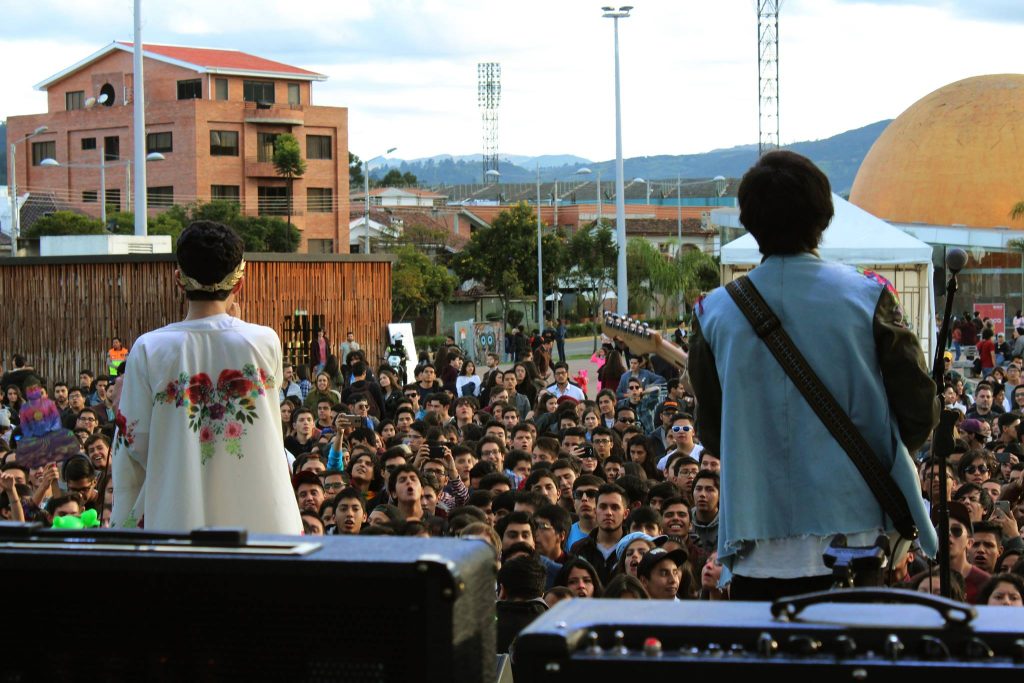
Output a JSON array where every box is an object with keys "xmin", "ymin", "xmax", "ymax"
[{"xmin": 6, "ymin": 42, "xmax": 349, "ymax": 253}]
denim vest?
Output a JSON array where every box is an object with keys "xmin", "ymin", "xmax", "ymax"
[{"xmin": 696, "ymin": 253, "xmax": 938, "ymax": 566}]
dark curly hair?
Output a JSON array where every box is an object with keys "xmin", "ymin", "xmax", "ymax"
[{"xmin": 176, "ymin": 221, "xmax": 245, "ymax": 301}]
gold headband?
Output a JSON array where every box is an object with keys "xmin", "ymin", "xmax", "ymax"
[{"xmin": 178, "ymin": 259, "xmax": 246, "ymax": 292}]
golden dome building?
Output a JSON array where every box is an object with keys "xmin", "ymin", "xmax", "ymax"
[{"xmin": 850, "ymin": 74, "xmax": 1024, "ymax": 328}]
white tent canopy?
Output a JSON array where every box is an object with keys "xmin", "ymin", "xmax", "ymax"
[
  {"xmin": 721, "ymin": 193, "xmax": 934, "ymax": 265},
  {"xmin": 720, "ymin": 193, "xmax": 936, "ymax": 360}
]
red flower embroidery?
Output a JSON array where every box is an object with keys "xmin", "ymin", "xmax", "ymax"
[
  {"xmin": 199, "ymin": 426, "xmax": 214, "ymax": 443},
  {"xmin": 187, "ymin": 373, "xmax": 214, "ymax": 404},
  {"xmin": 164, "ymin": 381, "xmax": 178, "ymax": 400},
  {"xmin": 217, "ymin": 369, "xmax": 253, "ymax": 399}
]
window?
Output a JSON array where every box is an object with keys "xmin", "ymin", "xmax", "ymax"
[
  {"xmin": 66, "ymin": 91, "xmax": 85, "ymax": 110},
  {"xmin": 177, "ymin": 79, "xmax": 202, "ymax": 100},
  {"xmin": 82, "ymin": 190, "xmax": 98, "ymax": 203},
  {"xmin": 146, "ymin": 131, "xmax": 173, "ymax": 154},
  {"xmin": 211, "ymin": 185, "xmax": 240, "ymax": 204},
  {"xmin": 244, "ymin": 80, "xmax": 275, "ymax": 103},
  {"xmin": 81, "ymin": 137, "xmax": 97, "ymax": 151},
  {"xmin": 258, "ymin": 186, "xmax": 289, "ymax": 215},
  {"xmin": 307, "ymin": 188, "xmax": 333, "ymax": 213},
  {"xmin": 210, "ymin": 130, "xmax": 239, "ymax": 156},
  {"xmin": 106, "ymin": 189, "xmax": 121, "ymax": 211},
  {"xmin": 104, "ymin": 136, "xmax": 120, "ymax": 161},
  {"xmin": 257, "ymin": 133, "xmax": 279, "ymax": 162},
  {"xmin": 306, "ymin": 135, "xmax": 332, "ymax": 160},
  {"xmin": 215, "ymin": 78, "xmax": 228, "ymax": 100},
  {"xmin": 288, "ymin": 83, "xmax": 300, "ymax": 105},
  {"xmin": 147, "ymin": 186, "xmax": 174, "ymax": 209},
  {"xmin": 32, "ymin": 141, "xmax": 55, "ymax": 166},
  {"xmin": 307, "ymin": 239, "xmax": 334, "ymax": 254}
]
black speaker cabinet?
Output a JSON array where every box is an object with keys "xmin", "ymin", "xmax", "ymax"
[
  {"xmin": 0, "ymin": 525, "xmax": 497, "ymax": 682},
  {"xmin": 513, "ymin": 591, "xmax": 1024, "ymax": 680}
]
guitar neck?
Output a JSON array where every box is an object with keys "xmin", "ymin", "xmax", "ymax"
[
  {"xmin": 654, "ymin": 339, "xmax": 688, "ymax": 372},
  {"xmin": 602, "ymin": 315, "xmax": 689, "ymax": 372}
]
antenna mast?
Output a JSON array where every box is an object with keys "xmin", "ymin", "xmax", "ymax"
[
  {"xmin": 757, "ymin": 1, "xmax": 780, "ymax": 157},
  {"xmin": 478, "ymin": 62, "xmax": 501, "ymax": 183}
]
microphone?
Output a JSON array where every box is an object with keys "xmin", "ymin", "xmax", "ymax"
[{"xmin": 945, "ymin": 248, "xmax": 967, "ymax": 274}]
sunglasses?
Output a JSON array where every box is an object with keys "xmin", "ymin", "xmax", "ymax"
[
  {"xmin": 964, "ymin": 465, "xmax": 990, "ymax": 475},
  {"xmin": 617, "ymin": 417, "xmax": 636, "ymax": 424},
  {"xmin": 573, "ymin": 489, "xmax": 599, "ymax": 500},
  {"xmin": 671, "ymin": 425, "xmax": 693, "ymax": 433}
]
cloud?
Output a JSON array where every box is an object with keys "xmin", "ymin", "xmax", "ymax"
[{"xmin": 828, "ymin": 0, "xmax": 1024, "ymax": 23}]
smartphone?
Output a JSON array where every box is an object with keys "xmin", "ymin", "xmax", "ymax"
[
  {"xmin": 995, "ymin": 500, "xmax": 1011, "ymax": 515},
  {"xmin": 428, "ymin": 443, "xmax": 446, "ymax": 460}
]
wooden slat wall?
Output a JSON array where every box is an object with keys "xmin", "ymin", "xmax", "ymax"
[{"xmin": 0, "ymin": 254, "xmax": 392, "ymax": 388}]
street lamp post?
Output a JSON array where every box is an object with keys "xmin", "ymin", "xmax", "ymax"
[
  {"xmin": 41, "ymin": 152, "xmax": 164, "ymax": 226},
  {"xmin": 7, "ymin": 125, "xmax": 50, "ymax": 257},
  {"xmin": 677, "ymin": 175, "xmax": 682, "ymax": 242},
  {"xmin": 536, "ymin": 165, "xmax": 544, "ymax": 329},
  {"xmin": 603, "ymin": 4, "xmax": 632, "ymax": 316},
  {"xmin": 363, "ymin": 147, "xmax": 397, "ymax": 254}
]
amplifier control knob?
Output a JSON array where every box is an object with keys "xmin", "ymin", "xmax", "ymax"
[
  {"xmin": 586, "ymin": 631, "xmax": 603, "ymax": 655},
  {"xmin": 788, "ymin": 635, "xmax": 822, "ymax": 655},
  {"xmin": 1012, "ymin": 639, "xmax": 1024, "ymax": 662},
  {"xmin": 919, "ymin": 636, "xmax": 950, "ymax": 660},
  {"xmin": 706, "ymin": 643, "xmax": 724, "ymax": 657},
  {"xmin": 643, "ymin": 638, "xmax": 663, "ymax": 656},
  {"xmin": 757, "ymin": 632, "xmax": 778, "ymax": 657},
  {"xmin": 884, "ymin": 635, "xmax": 905, "ymax": 660},
  {"xmin": 964, "ymin": 637, "xmax": 994, "ymax": 660},
  {"xmin": 613, "ymin": 630, "xmax": 629, "ymax": 655},
  {"xmin": 835, "ymin": 635, "xmax": 857, "ymax": 657}
]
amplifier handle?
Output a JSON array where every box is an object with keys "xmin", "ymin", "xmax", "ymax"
[{"xmin": 771, "ymin": 588, "xmax": 977, "ymax": 626}]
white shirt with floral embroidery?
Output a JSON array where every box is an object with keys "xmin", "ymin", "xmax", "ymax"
[{"xmin": 112, "ymin": 313, "xmax": 303, "ymax": 535}]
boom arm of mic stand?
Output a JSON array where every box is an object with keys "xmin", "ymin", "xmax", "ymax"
[
  {"xmin": 932, "ymin": 272, "xmax": 959, "ymax": 390},
  {"xmin": 930, "ymin": 269, "xmax": 960, "ymax": 600}
]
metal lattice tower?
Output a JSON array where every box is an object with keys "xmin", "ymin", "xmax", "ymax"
[
  {"xmin": 757, "ymin": 0, "xmax": 780, "ymax": 157},
  {"xmin": 477, "ymin": 62, "xmax": 501, "ymax": 183}
]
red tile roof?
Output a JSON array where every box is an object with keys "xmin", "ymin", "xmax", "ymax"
[{"xmin": 116, "ymin": 42, "xmax": 322, "ymax": 77}]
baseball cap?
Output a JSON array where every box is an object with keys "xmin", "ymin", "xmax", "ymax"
[
  {"xmin": 613, "ymin": 531, "xmax": 668, "ymax": 565},
  {"xmin": 636, "ymin": 547, "xmax": 688, "ymax": 579},
  {"xmin": 932, "ymin": 500, "xmax": 973, "ymax": 536},
  {"xmin": 958, "ymin": 419, "xmax": 984, "ymax": 435}
]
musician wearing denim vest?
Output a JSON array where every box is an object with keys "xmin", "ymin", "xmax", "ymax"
[{"xmin": 689, "ymin": 151, "xmax": 939, "ymax": 600}]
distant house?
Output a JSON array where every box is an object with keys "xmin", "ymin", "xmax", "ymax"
[
  {"xmin": 7, "ymin": 41, "xmax": 350, "ymax": 253},
  {"xmin": 351, "ymin": 187, "xmax": 448, "ymax": 208}
]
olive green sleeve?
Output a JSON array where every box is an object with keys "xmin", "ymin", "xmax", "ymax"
[
  {"xmin": 688, "ymin": 314, "xmax": 723, "ymax": 456},
  {"xmin": 873, "ymin": 287, "xmax": 939, "ymax": 452}
]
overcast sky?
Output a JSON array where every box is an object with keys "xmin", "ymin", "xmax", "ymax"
[{"xmin": 2, "ymin": 0, "xmax": 1022, "ymax": 162}]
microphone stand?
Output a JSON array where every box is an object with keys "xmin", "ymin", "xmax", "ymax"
[{"xmin": 930, "ymin": 251, "xmax": 964, "ymax": 599}]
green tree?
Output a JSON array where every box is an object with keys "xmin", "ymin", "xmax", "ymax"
[
  {"xmin": 272, "ymin": 133, "xmax": 306, "ymax": 228},
  {"xmin": 392, "ymin": 245, "xmax": 459, "ymax": 323},
  {"xmin": 1012, "ymin": 202, "xmax": 1024, "ymax": 222},
  {"xmin": 349, "ymin": 151, "xmax": 364, "ymax": 187},
  {"xmin": 23, "ymin": 211, "xmax": 104, "ymax": 237},
  {"xmin": 377, "ymin": 169, "xmax": 418, "ymax": 187},
  {"xmin": 627, "ymin": 238, "xmax": 719, "ymax": 322},
  {"xmin": 568, "ymin": 223, "xmax": 619, "ymax": 348},
  {"xmin": 452, "ymin": 202, "xmax": 555, "ymax": 324}
]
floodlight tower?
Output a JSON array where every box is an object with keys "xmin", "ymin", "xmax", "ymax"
[
  {"xmin": 757, "ymin": 0, "xmax": 780, "ymax": 157},
  {"xmin": 478, "ymin": 62, "xmax": 502, "ymax": 184}
]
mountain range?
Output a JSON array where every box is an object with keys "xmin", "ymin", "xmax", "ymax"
[
  {"xmin": 370, "ymin": 119, "xmax": 892, "ymax": 194},
  {"xmin": 0, "ymin": 120, "xmax": 890, "ymax": 195}
]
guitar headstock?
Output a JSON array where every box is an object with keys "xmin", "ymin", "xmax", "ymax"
[{"xmin": 601, "ymin": 313, "xmax": 661, "ymax": 357}]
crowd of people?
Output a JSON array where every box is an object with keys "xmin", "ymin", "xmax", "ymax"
[
  {"xmin": 4, "ymin": 155, "xmax": 1024, "ymax": 655},
  {"xmin": 4, "ymin": 315, "xmax": 1023, "ymax": 650}
]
